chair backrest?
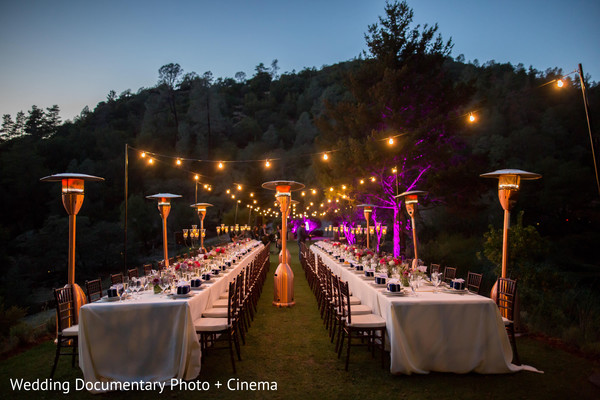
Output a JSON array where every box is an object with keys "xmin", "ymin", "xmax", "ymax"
[
  {"xmin": 227, "ymin": 281, "xmax": 238, "ymax": 325},
  {"xmin": 85, "ymin": 278, "xmax": 103, "ymax": 303},
  {"xmin": 338, "ymin": 280, "xmax": 352, "ymax": 325},
  {"xmin": 127, "ymin": 268, "xmax": 139, "ymax": 279},
  {"xmin": 430, "ymin": 264, "xmax": 440, "ymax": 274},
  {"xmin": 110, "ymin": 273, "xmax": 123, "ymax": 285},
  {"xmin": 443, "ymin": 267, "xmax": 457, "ymax": 282},
  {"xmin": 467, "ymin": 271, "xmax": 483, "ymax": 294},
  {"xmin": 143, "ymin": 264, "xmax": 153, "ymax": 276},
  {"xmin": 496, "ymin": 278, "xmax": 517, "ymax": 321},
  {"xmin": 54, "ymin": 285, "xmax": 76, "ymax": 332}
]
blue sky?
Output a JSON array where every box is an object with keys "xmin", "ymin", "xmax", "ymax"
[{"xmin": 1, "ymin": 0, "xmax": 598, "ymax": 121}]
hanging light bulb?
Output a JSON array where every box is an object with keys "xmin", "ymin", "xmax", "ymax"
[
  {"xmin": 360, "ymin": 179, "xmax": 365, "ymax": 184},
  {"xmin": 265, "ymin": 160, "xmax": 271, "ymax": 167},
  {"xmin": 148, "ymin": 158, "xmax": 154, "ymax": 165},
  {"xmin": 388, "ymin": 137, "xmax": 394, "ymax": 145},
  {"xmin": 141, "ymin": 152, "xmax": 146, "ymax": 158},
  {"xmin": 176, "ymin": 159, "xmax": 182, "ymax": 166},
  {"xmin": 237, "ymin": 184, "xmax": 242, "ymax": 191},
  {"xmin": 311, "ymin": 189, "xmax": 316, "ymax": 195},
  {"xmin": 194, "ymin": 174, "xmax": 199, "ymax": 180},
  {"xmin": 218, "ymin": 161, "xmax": 224, "ymax": 169},
  {"xmin": 370, "ymin": 176, "xmax": 376, "ymax": 182},
  {"xmin": 323, "ymin": 153, "xmax": 329, "ymax": 161},
  {"xmin": 557, "ymin": 79, "xmax": 564, "ymax": 88},
  {"xmin": 468, "ymin": 113, "xmax": 476, "ymax": 123}
]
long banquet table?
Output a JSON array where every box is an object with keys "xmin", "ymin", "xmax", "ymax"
[
  {"xmin": 311, "ymin": 243, "xmax": 538, "ymax": 375},
  {"xmin": 78, "ymin": 242, "xmax": 264, "ymax": 392}
]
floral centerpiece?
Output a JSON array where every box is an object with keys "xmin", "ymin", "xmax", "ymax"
[{"xmin": 378, "ymin": 256, "xmax": 410, "ymax": 285}]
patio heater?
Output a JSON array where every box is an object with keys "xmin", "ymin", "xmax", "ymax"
[
  {"xmin": 481, "ymin": 169, "xmax": 541, "ymax": 278},
  {"xmin": 395, "ymin": 190, "xmax": 427, "ymax": 269},
  {"xmin": 191, "ymin": 203, "xmax": 213, "ymax": 252},
  {"xmin": 146, "ymin": 193, "xmax": 181, "ymax": 268},
  {"xmin": 277, "ymin": 200, "xmax": 299, "ymax": 264},
  {"xmin": 262, "ymin": 180, "xmax": 305, "ymax": 307},
  {"xmin": 40, "ymin": 173, "xmax": 104, "ymax": 317},
  {"xmin": 357, "ymin": 204, "xmax": 375, "ymax": 249}
]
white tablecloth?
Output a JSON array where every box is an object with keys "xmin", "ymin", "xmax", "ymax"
[
  {"xmin": 78, "ymin": 243, "xmax": 263, "ymax": 392},
  {"xmin": 311, "ymin": 244, "xmax": 539, "ymax": 375}
]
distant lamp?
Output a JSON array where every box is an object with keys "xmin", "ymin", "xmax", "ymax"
[
  {"xmin": 357, "ymin": 204, "xmax": 375, "ymax": 249},
  {"xmin": 395, "ymin": 190, "xmax": 427, "ymax": 269},
  {"xmin": 557, "ymin": 79, "xmax": 564, "ymax": 88},
  {"xmin": 40, "ymin": 173, "xmax": 104, "ymax": 317},
  {"xmin": 481, "ymin": 169, "xmax": 541, "ymax": 278},
  {"xmin": 146, "ymin": 193, "xmax": 181, "ymax": 267},
  {"xmin": 190, "ymin": 203, "xmax": 212, "ymax": 251}
]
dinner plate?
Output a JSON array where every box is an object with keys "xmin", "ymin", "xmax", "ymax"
[
  {"xmin": 191, "ymin": 286, "xmax": 204, "ymax": 291},
  {"xmin": 382, "ymin": 290, "xmax": 407, "ymax": 296},
  {"xmin": 360, "ymin": 275, "xmax": 375, "ymax": 280},
  {"xmin": 101, "ymin": 295, "xmax": 121, "ymax": 302},
  {"xmin": 370, "ymin": 282, "xmax": 387, "ymax": 288},
  {"xmin": 353, "ymin": 270, "xmax": 364, "ymax": 274},
  {"xmin": 171, "ymin": 293, "xmax": 194, "ymax": 299},
  {"xmin": 441, "ymin": 288, "xmax": 469, "ymax": 294}
]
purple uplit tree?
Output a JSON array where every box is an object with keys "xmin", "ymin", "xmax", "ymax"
[{"xmin": 315, "ymin": 1, "xmax": 472, "ymax": 256}]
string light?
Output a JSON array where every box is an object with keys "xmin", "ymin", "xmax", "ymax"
[
  {"xmin": 176, "ymin": 159, "xmax": 182, "ymax": 166},
  {"xmin": 323, "ymin": 153, "xmax": 329, "ymax": 161},
  {"xmin": 226, "ymin": 189, "xmax": 231, "ymax": 194},
  {"xmin": 311, "ymin": 189, "xmax": 317, "ymax": 195},
  {"xmin": 388, "ymin": 137, "xmax": 394, "ymax": 145},
  {"xmin": 194, "ymin": 174, "xmax": 199, "ymax": 180},
  {"xmin": 301, "ymin": 191, "xmax": 306, "ymax": 196},
  {"xmin": 250, "ymin": 192, "xmax": 254, "ymax": 197},
  {"xmin": 141, "ymin": 152, "xmax": 146, "ymax": 158},
  {"xmin": 237, "ymin": 185, "xmax": 242, "ymax": 191},
  {"xmin": 265, "ymin": 160, "xmax": 271, "ymax": 167},
  {"xmin": 218, "ymin": 162, "xmax": 224, "ymax": 169},
  {"xmin": 370, "ymin": 176, "xmax": 376, "ymax": 182},
  {"xmin": 360, "ymin": 179, "xmax": 364, "ymax": 184},
  {"xmin": 557, "ymin": 79, "xmax": 564, "ymax": 88},
  {"xmin": 342, "ymin": 185, "xmax": 346, "ymax": 190},
  {"xmin": 148, "ymin": 158, "xmax": 154, "ymax": 165},
  {"xmin": 392, "ymin": 167, "xmax": 397, "ymax": 174},
  {"xmin": 468, "ymin": 113, "xmax": 476, "ymax": 123}
]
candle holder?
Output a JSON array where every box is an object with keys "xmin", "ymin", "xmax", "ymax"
[
  {"xmin": 262, "ymin": 180, "xmax": 304, "ymax": 307},
  {"xmin": 395, "ymin": 190, "xmax": 427, "ymax": 269},
  {"xmin": 40, "ymin": 173, "xmax": 104, "ymax": 318},
  {"xmin": 146, "ymin": 193, "xmax": 181, "ymax": 267}
]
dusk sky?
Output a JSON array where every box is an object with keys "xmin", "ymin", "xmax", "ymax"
[{"xmin": 1, "ymin": 0, "xmax": 598, "ymax": 122}]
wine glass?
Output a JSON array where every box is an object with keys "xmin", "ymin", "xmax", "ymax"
[
  {"xmin": 409, "ymin": 273, "xmax": 418, "ymax": 296},
  {"xmin": 121, "ymin": 282, "xmax": 129, "ymax": 301},
  {"xmin": 432, "ymin": 272, "xmax": 441, "ymax": 293}
]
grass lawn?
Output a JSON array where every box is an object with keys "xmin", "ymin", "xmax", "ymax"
[{"xmin": 1, "ymin": 241, "xmax": 598, "ymax": 399}]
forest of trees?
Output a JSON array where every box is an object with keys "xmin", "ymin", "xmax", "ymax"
[{"xmin": 1, "ymin": 1, "xmax": 598, "ymax": 353}]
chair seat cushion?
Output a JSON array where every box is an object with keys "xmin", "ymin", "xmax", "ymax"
[
  {"xmin": 212, "ymin": 298, "xmax": 229, "ymax": 308},
  {"xmin": 61, "ymin": 325, "xmax": 79, "ymax": 337},
  {"xmin": 202, "ymin": 308, "xmax": 228, "ymax": 318},
  {"xmin": 348, "ymin": 314, "xmax": 386, "ymax": 328},
  {"xmin": 350, "ymin": 304, "xmax": 372, "ymax": 315},
  {"xmin": 349, "ymin": 296, "xmax": 361, "ymax": 305},
  {"xmin": 194, "ymin": 317, "xmax": 229, "ymax": 332}
]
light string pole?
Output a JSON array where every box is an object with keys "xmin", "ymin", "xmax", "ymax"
[{"xmin": 577, "ymin": 64, "xmax": 600, "ymax": 198}]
